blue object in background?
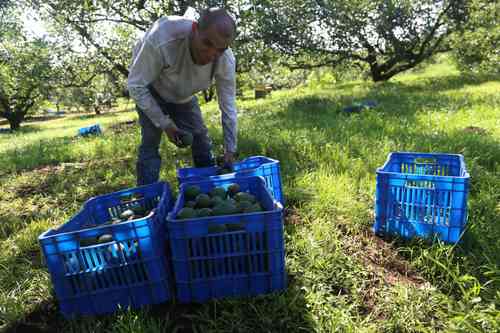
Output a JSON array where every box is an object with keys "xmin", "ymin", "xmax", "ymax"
[
  {"xmin": 373, "ymin": 152, "xmax": 470, "ymax": 244},
  {"xmin": 342, "ymin": 99, "xmax": 378, "ymax": 113},
  {"xmin": 78, "ymin": 124, "xmax": 102, "ymax": 137}
]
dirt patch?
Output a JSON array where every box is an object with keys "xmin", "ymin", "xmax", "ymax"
[
  {"xmin": 107, "ymin": 120, "xmax": 138, "ymax": 134},
  {"xmin": 10, "ymin": 159, "xmax": 133, "ymax": 198},
  {"xmin": 284, "ymin": 207, "xmax": 304, "ymax": 225},
  {"xmin": 462, "ymin": 126, "xmax": 488, "ymax": 135}
]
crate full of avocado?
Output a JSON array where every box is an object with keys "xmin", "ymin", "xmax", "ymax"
[
  {"xmin": 38, "ymin": 182, "xmax": 174, "ymax": 318},
  {"xmin": 166, "ymin": 176, "xmax": 287, "ymax": 303},
  {"xmin": 176, "ymin": 156, "xmax": 284, "ymax": 204}
]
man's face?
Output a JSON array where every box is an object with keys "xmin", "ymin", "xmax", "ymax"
[{"xmin": 191, "ymin": 23, "xmax": 231, "ymax": 65}]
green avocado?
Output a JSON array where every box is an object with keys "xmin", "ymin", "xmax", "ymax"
[
  {"xmin": 227, "ymin": 183, "xmax": 240, "ymax": 196},
  {"xmin": 208, "ymin": 224, "xmax": 228, "ymax": 234},
  {"xmin": 80, "ymin": 237, "xmax": 98, "ymax": 247},
  {"xmin": 185, "ymin": 200, "xmax": 197, "ymax": 208},
  {"xmin": 177, "ymin": 207, "xmax": 197, "ymax": 220},
  {"xmin": 226, "ymin": 223, "xmax": 245, "ymax": 231},
  {"xmin": 234, "ymin": 192, "xmax": 256, "ymax": 203},
  {"xmin": 177, "ymin": 132, "xmax": 193, "ymax": 148},
  {"xmin": 209, "ymin": 186, "xmax": 226, "ymax": 199},
  {"xmin": 184, "ymin": 185, "xmax": 201, "ymax": 200},
  {"xmin": 210, "ymin": 196, "xmax": 224, "ymax": 207},
  {"xmin": 212, "ymin": 201, "xmax": 239, "ymax": 216},
  {"xmin": 243, "ymin": 202, "xmax": 264, "ymax": 213},
  {"xmin": 197, "ymin": 207, "xmax": 212, "ymax": 217},
  {"xmin": 195, "ymin": 193, "xmax": 211, "ymax": 208}
]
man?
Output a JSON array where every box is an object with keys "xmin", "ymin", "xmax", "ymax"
[{"xmin": 128, "ymin": 8, "xmax": 237, "ymax": 186}]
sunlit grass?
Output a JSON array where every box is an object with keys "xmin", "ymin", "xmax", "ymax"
[{"xmin": 0, "ymin": 57, "xmax": 499, "ymax": 332}]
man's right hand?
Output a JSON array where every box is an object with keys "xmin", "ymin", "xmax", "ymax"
[
  {"xmin": 164, "ymin": 125, "xmax": 181, "ymax": 146},
  {"xmin": 164, "ymin": 125, "xmax": 192, "ymax": 148}
]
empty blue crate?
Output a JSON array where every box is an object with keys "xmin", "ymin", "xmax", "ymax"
[
  {"xmin": 177, "ymin": 156, "xmax": 284, "ymax": 204},
  {"xmin": 38, "ymin": 182, "xmax": 174, "ymax": 318},
  {"xmin": 166, "ymin": 176, "xmax": 287, "ymax": 303},
  {"xmin": 373, "ymin": 152, "xmax": 470, "ymax": 243}
]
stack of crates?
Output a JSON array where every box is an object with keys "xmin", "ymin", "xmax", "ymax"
[
  {"xmin": 374, "ymin": 152, "xmax": 470, "ymax": 243},
  {"xmin": 38, "ymin": 182, "xmax": 174, "ymax": 318},
  {"xmin": 177, "ymin": 156, "xmax": 284, "ymax": 204},
  {"xmin": 166, "ymin": 176, "xmax": 287, "ymax": 303}
]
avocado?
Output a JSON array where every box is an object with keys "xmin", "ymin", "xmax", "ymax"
[
  {"xmin": 237, "ymin": 200, "xmax": 253, "ymax": 213},
  {"xmin": 195, "ymin": 193, "xmax": 211, "ymax": 208},
  {"xmin": 177, "ymin": 207, "xmax": 197, "ymax": 220},
  {"xmin": 227, "ymin": 183, "xmax": 240, "ymax": 196},
  {"xmin": 80, "ymin": 237, "xmax": 98, "ymax": 247},
  {"xmin": 212, "ymin": 201, "xmax": 239, "ymax": 216},
  {"xmin": 184, "ymin": 185, "xmax": 201, "ymax": 200},
  {"xmin": 243, "ymin": 203, "xmax": 264, "ymax": 213},
  {"xmin": 234, "ymin": 192, "xmax": 256, "ymax": 203},
  {"xmin": 209, "ymin": 186, "xmax": 226, "ymax": 199},
  {"xmin": 97, "ymin": 234, "xmax": 114, "ymax": 244},
  {"xmin": 131, "ymin": 205, "xmax": 146, "ymax": 216},
  {"xmin": 177, "ymin": 132, "xmax": 193, "ymax": 148},
  {"xmin": 185, "ymin": 200, "xmax": 197, "ymax": 208},
  {"xmin": 226, "ymin": 223, "xmax": 245, "ymax": 231},
  {"xmin": 197, "ymin": 207, "xmax": 212, "ymax": 217},
  {"xmin": 210, "ymin": 196, "xmax": 224, "ymax": 207},
  {"xmin": 120, "ymin": 209, "xmax": 135, "ymax": 220},
  {"xmin": 208, "ymin": 224, "xmax": 228, "ymax": 234}
]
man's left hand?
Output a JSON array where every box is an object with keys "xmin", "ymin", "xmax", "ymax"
[{"xmin": 223, "ymin": 151, "xmax": 236, "ymax": 166}]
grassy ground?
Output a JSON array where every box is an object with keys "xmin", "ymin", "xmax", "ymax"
[{"xmin": 0, "ymin": 59, "xmax": 498, "ymax": 332}]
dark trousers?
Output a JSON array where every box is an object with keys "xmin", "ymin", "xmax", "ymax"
[{"xmin": 136, "ymin": 96, "xmax": 214, "ymax": 186}]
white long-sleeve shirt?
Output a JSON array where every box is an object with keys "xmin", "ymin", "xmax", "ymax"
[{"xmin": 127, "ymin": 16, "xmax": 238, "ymax": 153}]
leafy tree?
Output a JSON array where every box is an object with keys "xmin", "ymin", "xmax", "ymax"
[
  {"xmin": 452, "ymin": 0, "xmax": 499, "ymax": 74},
  {"xmin": 250, "ymin": 0, "xmax": 467, "ymax": 81},
  {"xmin": 0, "ymin": 6, "xmax": 55, "ymax": 130}
]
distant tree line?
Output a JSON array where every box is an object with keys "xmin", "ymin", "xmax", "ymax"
[{"xmin": 0, "ymin": 0, "xmax": 497, "ymax": 130}]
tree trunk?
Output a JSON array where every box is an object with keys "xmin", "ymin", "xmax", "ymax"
[{"xmin": 8, "ymin": 112, "xmax": 24, "ymax": 131}]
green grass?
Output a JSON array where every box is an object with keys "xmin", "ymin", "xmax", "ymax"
[{"xmin": 0, "ymin": 57, "xmax": 499, "ymax": 332}]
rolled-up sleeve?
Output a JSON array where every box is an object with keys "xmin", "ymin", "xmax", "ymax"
[
  {"xmin": 127, "ymin": 39, "xmax": 173, "ymax": 130},
  {"xmin": 215, "ymin": 52, "xmax": 238, "ymax": 153}
]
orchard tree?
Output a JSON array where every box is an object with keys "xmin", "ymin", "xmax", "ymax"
[
  {"xmin": 250, "ymin": 0, "xmax": 467, "ymax": 81},
  {"xmin": 452, "ymin": 0, "xmax": 499, "ymax": 74},
  {"xmin": 0, "ymin": 4, "xmax": 55, "ymax": 130}
]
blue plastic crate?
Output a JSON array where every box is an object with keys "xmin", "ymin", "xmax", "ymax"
[
  {"xmin": 166, "ymin": 176, "xmax": 287, "ymax": 303},
  {"xmin": 38, "ymin": 182, "xmax": 174, "ymax": 318},
  {"xmin": 78, "ymin": 124, "xmax": 102, "ymax": 137},
  {"xmin": 176, "ymin": 156, "xmax": 284, "ymax": 204},
  {"xmin": 373, "ymin": 152, "xmax": 470, "ymax": 243}
]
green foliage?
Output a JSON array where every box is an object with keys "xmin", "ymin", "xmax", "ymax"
[
  {"xmin": 250, "ymin": 0, "xmax": 468, "ymax": 81},
  {"xmin": 0, "ymin": 55, "xmax": 499, "ymax": 332},
  {"xmin": 452, "ymin": 0, "xmax": 500, "ymax": 75},
  {"xmin": 0, "ymin": 35, "xmax": 55, "ymax": 129}
]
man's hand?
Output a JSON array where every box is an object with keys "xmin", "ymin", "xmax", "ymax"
[
  {"xmin": 164, "ymin": 125, "xmax": 192, "ymax": 148},
  {"xmin": 223, "ymin": 151, "xmax": 236, "ymax": 165}
]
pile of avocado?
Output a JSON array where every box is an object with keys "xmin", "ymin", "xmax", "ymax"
[
  {"xmin": 79, "ymin": 205, "xmax": 150, "ymax": 247},
  {"xmin": 176, "ymin": 183, "xmax": 264, "ymax": 220}
]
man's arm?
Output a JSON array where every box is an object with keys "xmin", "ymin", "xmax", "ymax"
[
  {"xmin": 127, "ymin": 38, "xmax": 175, "ymax": 131},
  {"xmin": 215, "ymin": 50, "xmax": 238, "ymax": 163}
]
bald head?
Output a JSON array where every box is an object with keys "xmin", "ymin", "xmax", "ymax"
[{"xmin": 198, "ymin": 8, "xmax": 236, "ymax": 42}]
